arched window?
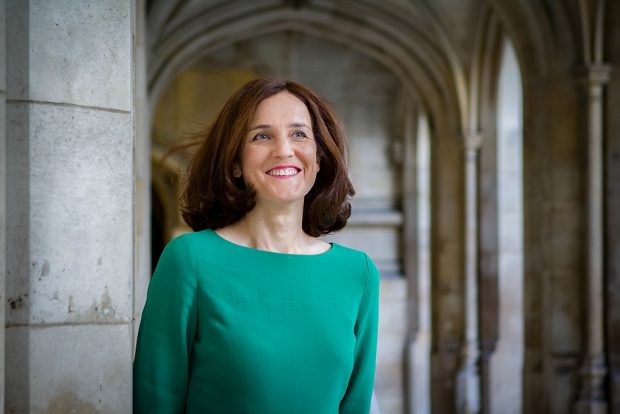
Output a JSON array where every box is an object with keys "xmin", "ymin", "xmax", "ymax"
[{"xmin": 489, "ymin": 37, "xmax": 524, "ymax": 413}]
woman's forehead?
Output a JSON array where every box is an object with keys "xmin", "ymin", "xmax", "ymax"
[{"xmin": 251, "ymin": 92, "xmax": 311, "ymax": 125}]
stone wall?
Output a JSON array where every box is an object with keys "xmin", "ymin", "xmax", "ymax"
[
  {"xmin": 521, "ymin": 73, "xmax": 585, "ymax": 414},
  {"xmin": 430, "ymin": 121, "xmax": 465, "ymax": 414}
]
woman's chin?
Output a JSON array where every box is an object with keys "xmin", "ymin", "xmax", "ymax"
[{"xmin": 256, "ymin": 192, "xmax": 308, "ymax": 207}]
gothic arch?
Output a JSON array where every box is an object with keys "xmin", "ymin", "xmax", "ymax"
[
  {"xmin": 486, "ymin": 0, "xmax": 553, "ymax": 78},
  {"xmin": 146, "ymin": 2, "xmax": 469, "ymax": 138}
]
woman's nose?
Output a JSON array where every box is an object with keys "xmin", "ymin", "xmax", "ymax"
[{"xmin": 272, "ymin": 136, "xmax": 293, "ymax": 158}]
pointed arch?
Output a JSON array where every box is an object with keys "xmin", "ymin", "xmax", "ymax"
[
  {"xmin": 147, "ymin": 3, "xmax": 467, "ymax": 138},
  {"xmin": 488, "ymin": 36, "xmax": 524, "ymax": 413}
]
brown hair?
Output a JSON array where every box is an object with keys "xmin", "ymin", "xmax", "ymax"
[{"xmin": 180, "ymin": 77, "xmax": 355, "ymax": 237}]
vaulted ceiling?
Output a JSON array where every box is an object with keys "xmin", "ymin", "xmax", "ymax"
[{"xmin": 144, "ymin": 0, "xmax": 583, "ymax": 136}]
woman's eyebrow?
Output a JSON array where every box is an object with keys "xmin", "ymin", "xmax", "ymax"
[
  {"xmin": 289, "ymin": 122, "xmax": 311, "ymax": 129},
  {"xmin": 248, "ymin": 124, "xmax": 271, "ymax": 131},
  {"xmin": 248, "ymin": 122, "xmax": 311, "ymax": 131}
]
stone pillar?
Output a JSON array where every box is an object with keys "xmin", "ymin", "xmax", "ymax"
[
  {"xmin": 0, "ymin": 0, "xmax": 6, "ymax": 411},
  {"xmin": 457, "ymin": 132, "xmax": 483, "ymax": 414},
  {"xmin": 577, "ymin": 63, "xmax": 611, "ymax": 414},
  {"xmin": 133, "ymin": 0, "xmax": 150, "ymax": 352},
  {"xmin": 5, "ymin": 1, "xmax": 134, "ymax": 412},
  {"xmin": 410, "ymin": 111, "xmax": 432, "ymax": 414}
]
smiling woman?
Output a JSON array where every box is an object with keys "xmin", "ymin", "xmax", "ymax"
[
  {"xmin": 133, "ymin": 78, "xmax": 380, "ymax": 413},
  {"xmin": 179, "ymin": 78, "xmax": 355, "ymax": 239},
  {"xmin": 239, "ymin": 92, "xmax": 320, "ymax": 208}
]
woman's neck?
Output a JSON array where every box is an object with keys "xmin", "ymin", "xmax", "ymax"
[{"xmin": 218, "ymin": 201, "xmax": 329, "ymax": 254}]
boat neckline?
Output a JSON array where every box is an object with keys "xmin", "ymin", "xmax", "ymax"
[{"xmin": 205, "ymin": 228, "xmax": 336, "ymax": 258}]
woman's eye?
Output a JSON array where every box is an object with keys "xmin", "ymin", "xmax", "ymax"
[
  {"xmin": 252, "ymin": 133, "xmax": 270, "ymax": 141},
  {"xmin": 292, "ymin": 131, "xmax": 308, "ymax": 139}
]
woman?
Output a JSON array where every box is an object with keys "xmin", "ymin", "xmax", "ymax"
[{"xmin": 134, "ymin": 78, "xmax": 380, "ymax": 413}]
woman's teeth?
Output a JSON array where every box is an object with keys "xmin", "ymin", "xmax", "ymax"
[{"xmin": 267, "ymin": 168, "xmax": 298, "ymax": 176}]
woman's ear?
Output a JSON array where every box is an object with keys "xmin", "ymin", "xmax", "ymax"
[{"xmin": 233, "ymin": 164, "xmax": 241, "ymax": 178}]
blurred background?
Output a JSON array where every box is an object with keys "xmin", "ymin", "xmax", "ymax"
[{"xmin": 3, "ymin": 0, "xmax": 620, "ymax": 413}]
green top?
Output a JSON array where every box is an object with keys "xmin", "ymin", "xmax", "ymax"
[{"xmin": 133, "ymin": 229, "xmax": 380, "ymax": 414}]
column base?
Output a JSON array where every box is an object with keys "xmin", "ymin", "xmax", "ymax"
[
  {"xmin": 456, "ymin": 363, "xmax": 480, "ymax": 414},
  {"xmin": 575, "ymin": 399, "xmax": 608, "ymax": 414},
  {"xmin": 576, "ymin": 355, "xmax": 608, "ymax": 414}
]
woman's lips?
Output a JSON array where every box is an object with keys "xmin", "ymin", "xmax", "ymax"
[{"xmin": 266, "ymin": 166, "xmax": 301, "ymax": 177}]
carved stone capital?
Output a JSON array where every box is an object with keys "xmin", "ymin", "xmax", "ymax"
[
  {"xmin": 463, "ymin": 132, "xmax": 483, "ymax": 152},
  {"xmin": 578, "ymin": 64, "xmax": 612, "ymax": 87}
]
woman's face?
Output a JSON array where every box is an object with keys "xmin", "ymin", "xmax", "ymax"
[{"xmin": 240, "ymin": 91, "xmax": 320, "ymax": 207}]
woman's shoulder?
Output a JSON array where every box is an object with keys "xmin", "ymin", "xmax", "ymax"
[
  {"xmin": 157, "ymin": 229, "xmax": 217, "ymax": 261},
  {"xmin": 329, "ymin": 242, "xmax": 365, "ymax": 260},
  {"xmin": 328, "ymin": 243, "xmax": 379, "ymax": 278},
  {"xmin": 329, "ymin": 242, "xmax": 372, "ymax": 261},
  {"xmin": 165, "ymin": 228, "xmax": 216, "ymax": 247}
]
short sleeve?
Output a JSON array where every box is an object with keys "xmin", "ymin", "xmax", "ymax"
[
  {"xmin": 133, "ymin": 235, "xmax": 198, "ymax": 414},
  {"xmin": 339, "ymin": 253, "xmax": 380, "ymax": 413}
]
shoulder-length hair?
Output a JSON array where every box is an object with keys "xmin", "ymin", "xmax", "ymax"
[{"xmin": 180, "ymin": 77, "xmax": 355, "ymax": 237}]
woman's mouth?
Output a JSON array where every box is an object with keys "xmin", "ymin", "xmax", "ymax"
[{"xmin": 266, "ymin": 167, "xmax": 300, "ymax": 177}]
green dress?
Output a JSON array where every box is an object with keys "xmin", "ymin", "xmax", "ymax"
[{"xmin": 133, "ymin": 228, "xmax": 380, "ymax": 414}]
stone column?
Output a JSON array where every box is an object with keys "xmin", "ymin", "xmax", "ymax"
[
  {"xmin": 577, "ymin": 63, "xmax": 611, "ymax": 414},
  {"xmin": 0, "ymin": 0, "xmax": 6, "ymax": 410},
  {"xmin": 133, "ymin": 0, "xmax": 151, "ymax": 352},
  {"xmin": 5, "ymin": 1, "xmax": 134, "ymax": 412},
  {"xmin": 457, "ymin": 132, "xmax": 483, "ymax": 414},
  {"xmin": 411, "ymin": 111, "xmax": 432, "ymax": 414}
]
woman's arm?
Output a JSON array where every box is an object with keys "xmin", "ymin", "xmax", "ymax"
[
  {"xmin": 339, "ymin": 253, "xmax": 380, "ymax": 413},
  {"xmin": 133, "ymin": 235, "xmax": 198, "ymax": 413}
]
